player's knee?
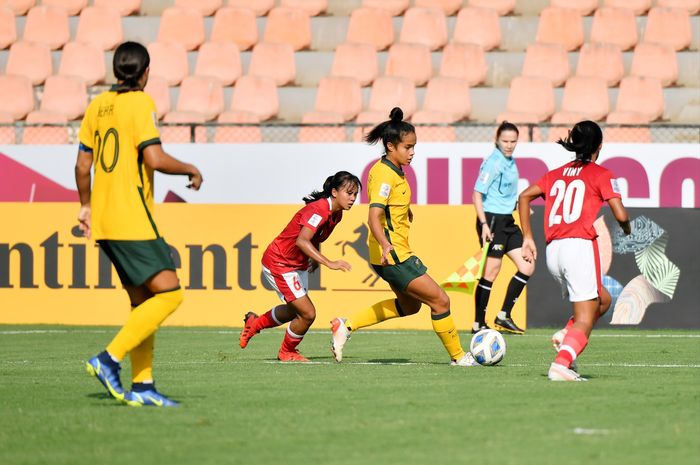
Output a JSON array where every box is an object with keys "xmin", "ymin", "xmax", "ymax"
[
  {"xmin": 160, "ymin": 287, "xmax": 184, "ymax": 313},
  {"xmin": 434, "ymin": 289, "xmax": 450, "ymax": 312}
]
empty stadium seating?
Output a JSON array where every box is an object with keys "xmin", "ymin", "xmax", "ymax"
[
  {"xmin": 0, "ymin": 0, "xmax": 697, "ymax": 144},
  {"xmin": 0, "ymin": 74, "xmax": 34, "ymax": 120}
]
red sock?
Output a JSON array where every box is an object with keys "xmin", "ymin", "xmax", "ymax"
[
  {"xmin": 554, "ymin": 327, "xmax": 588, "ymax": 368},
  {"xmin": 254, "ymin": 309, "xmax": 280, "ymax": 332},
  {"xmin": 280, "ymin": 327, "xmax": 304, "ymax": 353},
  {"xmin": 564, "ymin": 317, "xmax": 574, "ymax": 331}
]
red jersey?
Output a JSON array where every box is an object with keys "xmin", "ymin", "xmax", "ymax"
[
  {"xmin": 262, "ymin": 197, "xmax": 342, "ymax": 271},
  {"xmin": 536, "ymin": 160, "xmax": 621, "ymax": 243}
]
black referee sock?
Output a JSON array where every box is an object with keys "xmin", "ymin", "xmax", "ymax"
[
  {"xmin": 474, "ymin": 278, "xmax": 493, "ymax": 325},
  {"xmin": 502, "ymin": 271, "xmax": 530, "ymax": 317}
]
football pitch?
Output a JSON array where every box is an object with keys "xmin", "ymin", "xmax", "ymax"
[{"xmin": 1, "ymin": 326, "xmax": 698, "ymax": 465}]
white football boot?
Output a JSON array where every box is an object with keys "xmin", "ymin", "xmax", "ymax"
[
  {"xmin": 548, "ymin": 362, "xmax": 587, "ymax": 381},
  {"xmin": 450, "ymin": 351, "xmax": 480, "ymax": 367},
  {"xmin": 330, "ymin": 317, "xmax": 351, "ymax": 362}
]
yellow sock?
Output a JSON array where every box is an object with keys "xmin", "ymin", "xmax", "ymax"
[
  {"xmin": 107, "ymin": 288, "xmax": 183, "ymax": 361},
  {"xmin": 347, "ymin": 299, "xmax": 403, "ymax": 330},
  {"xmin": 130, "ymin": 333, "xmax": 154, "ymax": 383},
  {"xmin": 431, "ymin": 310, "xmax": 465, "ymax": 361}
]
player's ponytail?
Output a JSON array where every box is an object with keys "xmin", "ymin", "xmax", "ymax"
[
  {"xmin": 364, "ymin": 107, "xmax": 415, "ymax": 153},
  {"xmin": 303, "ymin": 171, "xmax": 362, "ymax": 204},
  {"xmin": 113, "ymin": 41, "xmax": 150, "ymax": 93},
  {"xmin": 557, "ymin": 120, "xmax": 603, "ymax": 163}
]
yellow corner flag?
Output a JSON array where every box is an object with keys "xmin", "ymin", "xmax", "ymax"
[{"xmin": 440, "ymin": 243, "xmax": 490, "ymax": 295}]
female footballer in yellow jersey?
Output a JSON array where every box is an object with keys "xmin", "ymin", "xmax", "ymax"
[
  {"xmin": 330, "ymin": 107, "xmax": 478, "ymax": 367},
  {"xmin": 75, "ymin": 42, "xmax": 203, "ymax": 407}
]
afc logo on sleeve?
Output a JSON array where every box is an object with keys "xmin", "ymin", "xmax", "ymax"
[
  {"xmin": 307, "ymin": 214, "xmax": 322, "ymax": 227},
  {"xmin": 611, "ymin": 178, "xmax": 621, "ymax": 193},
  {"xmin": 379, "ymin": 183, "xmax": 391, "ymax": 198},
  {"xmin": 478, "ymin": 171, "xmax": 490, "ymax": 184}
]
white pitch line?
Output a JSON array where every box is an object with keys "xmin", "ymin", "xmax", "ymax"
[
  {"xmin": 1, "ymin": 329, "xmax": 700, "ymax": 338},
  {"xmin": 572, "ymin": 428, "xmax": 611, "ymax": 435}
]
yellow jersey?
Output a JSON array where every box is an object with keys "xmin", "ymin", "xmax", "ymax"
[
  {"xmin": 367, "ymin": 157, "xmax": 413, "ymax": 265},
  {"xmin": 78, "ymin": 88, "xmax": 162, "ymax": 240}
]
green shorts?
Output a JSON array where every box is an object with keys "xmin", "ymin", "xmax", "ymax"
[
  {"xmin": 372, "ymin": 255, "xmax": 428, "ymax": 291},
  {"xmin": 98, "ymin": 238, "xmax": 176, "ymax": 287}
]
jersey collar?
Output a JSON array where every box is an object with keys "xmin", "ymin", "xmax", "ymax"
[{"xmin": 381, "ymin": 156, "xmax": 404, "ymax": 177}]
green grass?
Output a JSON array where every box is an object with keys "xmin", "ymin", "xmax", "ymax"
[{"xmin": 0, "ymin": 325, "xmax": 698, "ymax": 465}]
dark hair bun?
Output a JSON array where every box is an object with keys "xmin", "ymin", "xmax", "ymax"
[{"xmin": 389, "ymin": 107, "xmax": 403, "ymax": 122}]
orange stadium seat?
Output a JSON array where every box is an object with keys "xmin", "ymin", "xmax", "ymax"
[
  {"xmin": 385, "ymin": 43, "xmax": 433, "ymax": 86},
  {"xmin": 94, "ymin": 0, "xmax": 140, "ymax": 16},
  {"xmin": 453, "ymin": 7, "xmax": 501, "ymax": 51},
  {"xmin": 590, "ymin": 7, "xmax": 638, "ymax": 51},
  {"xmin": 263, "ymin": 7, "xmax": 311, "ymax": 51},
  {"xmin": 210, "ymin": 7, "xmax": 258, "ymax": 51},
  {"xmin": 1, "ymin": 0, "xmax": 34, "ymax": 15},
  {"xmin": 226, "ymin": 0, "xmax": 273, "ymax": 16},
  {"xmin": 229, "ymin": 75, "xmax": 279, "ymax": 121},
  {"xmin": 144, "ymin": 75, "xmax": 171, "ymax": 119},
  {"xmin": 411, "ymin": 111, "xmax": 457, "ymax": 142},
  {"xmin": 552, "ymin": 76, "xmax": 609, "ymax": 122},
  {"xmin": 630, "ymin": 42, "xmax": 678, "ymax": 87},
  {"xmin": 358, "ymin": 76, "xmax": 417, "ymax": 121},
  {"xmin": 22, "ymin": 6, "xmax": 69, "ymax": 50},
  {"xmin": 0, "ymin": 75, "xmax": 34, "ymax": 120},
  {"xmin": 361, "ymin": 0, "xmax": 408, "ymax": 16},
  {"xmin": 548, "ymin": 112, "xmax": 585, "ymax": 142},
  {"xmin": 161, "ymin": 112, "xmax": 207, "ymax": 143},
  {"xmin": 280, "ymin": 0, "xmax": 327, "ymax": 16},
  {"xmin": 330, "ymin": 42, "xmax": 378, "ymax": 87},
  {"xmin": 467, "ymin": 0, "xmax": 515, "ymax": 15},
  {"xmin": 400, "ymin": 7, "xmax": 448, "ymax": 51},
  {"xmin": 0, "ymin": 113, "xmax": 16, "ymax": 144},
  {"xmin": 608, "ymin": 76, "xmax": 664, "ymax": 122},
  {"xmin": 214, "ymin": 111, "xmax": 262, "ymax": 143},
  {"xmin": 497, "ymin": 76, "xmax": 555, "ymax": 123},
  {"xmin": 298, "ymin": 111, "xmax": 346, "ymax": 142},
  {"xmin": 414, "ymin": 0, "xmax": 461, "ymax": 15},
  {"xmin": 6, "ymin": 41, "xmax": 52, "ymax": 85},
  {"xmin": 147, "ymin": 42, "xmax": 189, "ymax": 86},
  {"xmin": 174, "ymin": 0, "xmax": 222, "ymax": 16},
  {"xmin": 575, "ymin": 42, "xmax": 624, "ymax": 87},
  {"xmin": 168, "ymin": 76, "xmax": 224, "ymax": 121},
  {"xmin": 58, "ymin": 42, "xmax": 106, "ymax": 85},
  {"xmin": 38, "ymin": 75, "xmax": 88, "ymax": 120},
  {"xmin": 603, "ymin": 0, "xmax": 651, "ymax": 15},
  {"xmin": 549, "ymin": 0, "xmax": 598, "ymax": 16},
  {"xmin": 194, "ymin": 41, "xmax": 242, "ymax": 86},
  {"xmin": 346, "ymin": 7, "xmax": 394, "ymax": 51},
  {"xmin": 157, "ymin": 6, "xmax": 205, "ymax": 51},
  {"xmin": 438, "ymin": 42, "xmax": 487, "ymax": 86},
  {"xmin": 41, "ymin": 0, "xmax": 87, "ymax": 16},
  {"xmin": 604, "ymin": 111, "xmax": 653, "ymax": 142},
  {"xmin": 248, "ymin": 42, "xmax": 296, "ymax": 86},
  {"xmin": 535, "ymin": 7, "xmax": 584, "ymax": 51},
  {"xmin": 23, "ymin": 111, "xmax": 68, "ymax": 144},
  {"xmin": 657, "ymin": 0, "xmax": 699, "ymax": 15},
  {"xmin": 521, "ymin": 43, "xmax": 570, "ymax": 87},
  {"xmin": 75, "ymin": 6, "xmax": 123, "ymax": 51},
  {"xmin": 0, "ymin": 6, "xmax": 16, "ymax": 50},
  {"xmin": 416, "ymin": 76, "xmax": 471, "ymax": 121},
  {"xmin": 643, "ymin": 7, "xmax": 692, "ymax": 51},
  {"xmin": 313, "ymin": 76, "xmax": 362, "ymax": 121},
  {"xmin": 353, "ymin": 111, "xmax": 383, "ymax": 141}
]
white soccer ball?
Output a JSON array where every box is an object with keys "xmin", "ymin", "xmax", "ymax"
[{"xmin": 470, "ymin": 329, "xmax": 506, "ymax": 366}]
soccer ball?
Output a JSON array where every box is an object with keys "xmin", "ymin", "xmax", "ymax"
[{"xmin": 470, "ymin": 329, "xmax": 506, "ymax": 366}]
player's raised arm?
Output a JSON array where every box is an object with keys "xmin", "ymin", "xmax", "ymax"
[
  {"xmin": 142, "ymin": 144, "xmax": 203, "ymax": 190},
  {"xmin": 518, "ymin": 184, "xmax": 543, "ymax": 263}
]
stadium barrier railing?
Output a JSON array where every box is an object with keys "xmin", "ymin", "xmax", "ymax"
[{"xmin": 0, "ymin": 122, "xmax": 698, "ymax": 144}]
